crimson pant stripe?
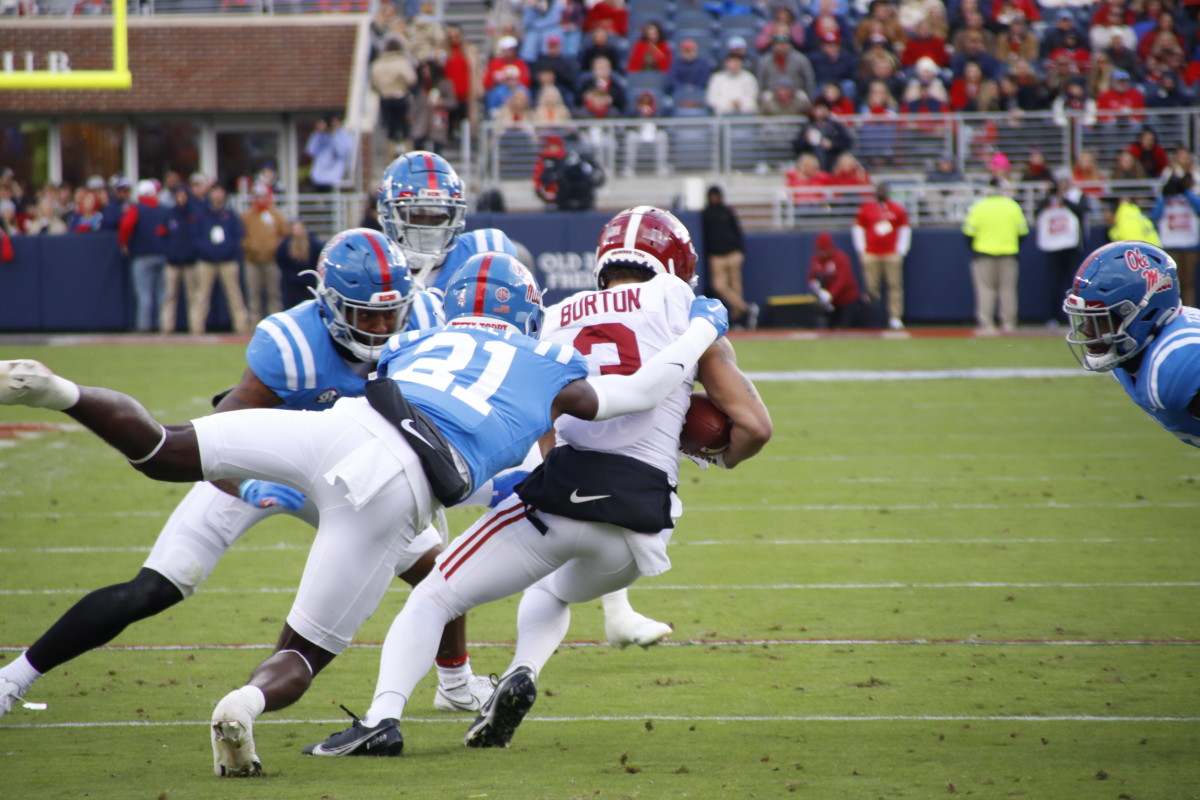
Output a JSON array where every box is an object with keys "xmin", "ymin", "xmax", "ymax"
[
  {"xmin": 440, "ymin": 503, "xmax": 526, "ymax": 579},
  {"xmin": 365, "ymin": 233, "xmax": 392, "ymax": 289},
  {"xmin": 473, "ymin": 253, "xmax": 494, "ymax": 316}
]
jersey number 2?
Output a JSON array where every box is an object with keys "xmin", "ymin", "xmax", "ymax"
[{"xmin": 573, "ymin": 322, "xmax": 641, "ymax": 376}]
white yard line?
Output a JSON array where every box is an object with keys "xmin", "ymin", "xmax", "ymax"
[
  {"xmin": 5, "ymin": 713, "xmax": 1197, "ymax": 730},
  {"xmin": 3, "ymin": 581, "xmax": 1198, "ymax": 596}
]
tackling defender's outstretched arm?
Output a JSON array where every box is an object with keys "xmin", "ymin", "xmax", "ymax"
[{"xmin": 696, "ymin": 337, "xmax": 772, "ymax": 468}]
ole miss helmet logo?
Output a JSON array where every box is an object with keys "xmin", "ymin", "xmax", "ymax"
[{"xmin": 1124, "ymin": 248, "xmax": 1151, "ymax": 272}]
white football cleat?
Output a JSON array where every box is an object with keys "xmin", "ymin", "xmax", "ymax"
[
  {"xmin": 605, "ymin": 610, "xmax": 673, "ymax": 649},
  {"xmin": 0, "ymin": 360, "xmax": 79, "ymax": 410},
  {"xmin": 0, "ymin": 677, "xmax": 23, "ymax": 719},
  {"xmin": 434, "ymin": 673, "xmax": 497, "ymax": 712},
  {"xmin": 211, "ymin": 691, "xmax": 263, "ymax": 777}
]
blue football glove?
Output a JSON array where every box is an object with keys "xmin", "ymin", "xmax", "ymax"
[
  {"xmin": 238, "ymin": 479, "xmax": 307, "ymax": 511},
  {"xmin": 489, "ymin": 470, "xmax": 530, "ymax": 508},
  {"xmin": 690, "ymin": 296, "xmax": 729, "ymax": 338}
]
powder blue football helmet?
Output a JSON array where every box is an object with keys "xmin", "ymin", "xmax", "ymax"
[
  {"xmin": 310, "ymin": 228, "xmax": 414, "ymax": 362},
  {"xmin": 1063, "ymin": 240, "xmax": 1181, "ymax": 372},
  {"xmin": 377, "ymin": 151, "xmax": 468, "ymax": 282},
  {"xmin": 443, "ymin": 251, "xmax": 544, "ymax": 337}
]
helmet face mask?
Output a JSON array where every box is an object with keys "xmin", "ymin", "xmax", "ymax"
[
  {"xmin": 310, "ymin": 228, "xmax": 415, "ymax": 363},
  {"xmin": 594, "ymin": 206, "xmax": 698, "ymax": 290},
  {"xmin": 1063, "ymin": 241, "xmax": 1181, "ymax": 372},
  {"xmin": 443, "ymin": 251, "xmax": 544, "ymax": 336},
  {"xmin": 377, "ymin": 151, "xmax": 467, "ymax": 281}
]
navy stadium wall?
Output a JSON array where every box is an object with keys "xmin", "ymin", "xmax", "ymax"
[{"xmin": 0, "ymin": 216, "xmax": 1109, "ymax": 332}]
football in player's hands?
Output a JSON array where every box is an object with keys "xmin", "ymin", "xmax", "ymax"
[{"xmin": 680, "ymin": 392, "xmax": 732, "ymax": 457}]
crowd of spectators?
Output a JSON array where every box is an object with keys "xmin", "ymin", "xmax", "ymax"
[
  {"xmin": 461, "ymin": 0, "xmax": 1200, "ymax": 126},
  {"xmin": 366, "ymin": 0, "xmax": 479, "ymax": 155},
  {"xmin": 0, "ymin": 167, "xmax": 331, "ymax": 334}
]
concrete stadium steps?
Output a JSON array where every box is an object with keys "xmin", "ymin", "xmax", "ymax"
[{"xmin": 443, "ymin": 0, "xmax": 490, "ymax": 46}]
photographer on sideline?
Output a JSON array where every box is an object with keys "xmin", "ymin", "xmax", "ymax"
[{"xmin": 533, "ymin": 135, "xmax": 605, "ymax": 211}]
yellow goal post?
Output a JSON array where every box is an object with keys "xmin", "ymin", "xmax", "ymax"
[{"xmin": 0, "ymin": 0, "xmax": 131, "ymax": 90}]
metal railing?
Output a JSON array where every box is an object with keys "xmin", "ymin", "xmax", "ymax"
[
  {"xmin": 773, "ymin": 179, "xmax": 1163, "ymax": 231},
  {"xmin": 226, "ymin": 190, "xmax": 365, "ymax": 239},
  {"xmin": 479, "ymin": 108, "xmax": 1200, "ymax": 187}
]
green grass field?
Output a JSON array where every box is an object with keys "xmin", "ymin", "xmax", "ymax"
[{"xmin": 1, "ymin": 333, "xmax": 1198, "ymax": 800}]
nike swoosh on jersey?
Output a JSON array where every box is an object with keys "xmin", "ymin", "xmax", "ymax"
[
  {"xmin": 569, "ymin": 489, "xmax": 612, "ymax": 503},
  {"xmin": 400, "ymin": 418, "xmax": 434, "ymax": 449}
]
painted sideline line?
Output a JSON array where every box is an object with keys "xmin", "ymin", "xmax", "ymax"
[
  {"xmin": 5, "ymin": 714, "xmax": 1197, "ymax": 729},
  {"xmin": 745, "ymin": 368, "xmax": 1088, "ymax": 382},
  {"xmin": 0, "ymin": 536, "xmax": 1178, "ymax": 555},
  {"xmin": 4, "ymin": 581, "xmax": 1199, "ymax": 596},
  {"xmin": 2, "ymin": 638, "xmax": 1195, "ymax": 653}
]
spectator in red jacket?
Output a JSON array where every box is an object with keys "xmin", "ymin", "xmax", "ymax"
[
  {"xmin": 1127, "ymin": 126, "xmax": 1170, "ymax": 177},
  {"xmin": 1138, "ymin": 11, "xmax": 1185, "ymax": 60},
  {"xmin": 808, "ymin": 231, "xmax": 863, "ymax": 329},
  {"xmin": 1096, "ymin": 70, "xmax": 1146, "ymax": 122},
  {"xmin": 483, "ymin": 36, "xmax": 531, "ymax": 92},
  {"xmin": 852, "ymin": 182, "xmax": 911, "ymax": 330},
  {"xmin": 786, "ymin": 153, "xmax": 832, "ymax": 208},
  {"xmin": 627, "ymin": 21, "xmax": 671, "ymax": 73},
  {"xmin": 583, "ymin": 0, "xmax": 628, "ymax": 37},
  {"xmin": 901, "ymin": 18, "xmax": 949, "ymax": 68}
]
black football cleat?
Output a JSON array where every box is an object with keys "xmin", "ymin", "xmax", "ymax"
[
  {"xmin": 303, "ymin": 706, "xmax": 403, "ymax": 757},
  {"xmin": 463, "ymin": 667, "xmax": 537, "ymax": 749}
]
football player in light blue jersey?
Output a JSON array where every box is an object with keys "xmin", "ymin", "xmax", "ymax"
[
  {"xmin": 380, "ymin": 150, "xmax": 675, "ymax": 648},
  {"xmin": 428, "ymin": 226, "xmax": 522, "ymax": 293},
  {"xmin": 376, "ymin": 150, "xmax": 520, "ymax": 294},
  {"xmin": 1064, "ymin": 240, "xmax": 1200, "ymax": 446},
  {"xmin": 0, "ymin": 251, "xmax": 728, "ymax": 776},
  {"xmin": 0, "ymin": 229, "xmax": 493, "ymax": 737}
]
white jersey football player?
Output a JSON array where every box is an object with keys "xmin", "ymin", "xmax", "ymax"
[
  {"xmin": 1064, "ymin": 240, "xmax": 1200, "ymax": 445},
  {"xmin": 302, "ymin": 207, "xmax": 772, "ymax": 758},
  {"xmin": 0, "ymin": 248, "xmax": 728, "ymax": 776},
  {"xmin": 379, "ymin": 150, "xmax": 674, "ymax": 647},
  {"xmin": 0, "ymin": 228, "xmax": 503, "ymax": 722}
]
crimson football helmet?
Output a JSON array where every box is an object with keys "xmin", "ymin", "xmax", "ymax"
[{"xmin": 594, "ymin": 206, "xmax": 698, "ymax": 290}]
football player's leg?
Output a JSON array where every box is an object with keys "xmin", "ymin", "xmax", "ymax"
[
  {"xmin": 514, "ymin": 519, "xmax": 643, "ymax": 677},
  {"xmin": 211, "ymin": 406, "xmax": 425, "ymax": 774},
  {"xmin": 397, "ymin": 534, "xmax": 492, "ymax": 712},
  {"xmin": 365, "ymin": 498, "xmax": 559, "ymax": 727},
  {"xmin": 2, "ymin": 481, "xmax": 310, "ymax": 719},
  {"xmin": 0, "ymin": 360, "xmax": 201, "ymax": 480},
  {"xmin": 463, "ymin": 510, "xmax": 633, "ymax": 749},
  {"xmin": 601, "ymin": 588, "xmax": 673, "ymax": 649}
]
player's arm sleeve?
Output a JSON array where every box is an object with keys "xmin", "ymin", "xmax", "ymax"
[
  {"xmin": 696, "ymin": 337, "xmax": 772, "ymax": 468},
  {"xmin": 588, "ymin": 317, "xmax": 719, "ymax": 421},
  {"xmin": 244, "ymin": 325, "xmax": 304, "ymax": 403}
]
